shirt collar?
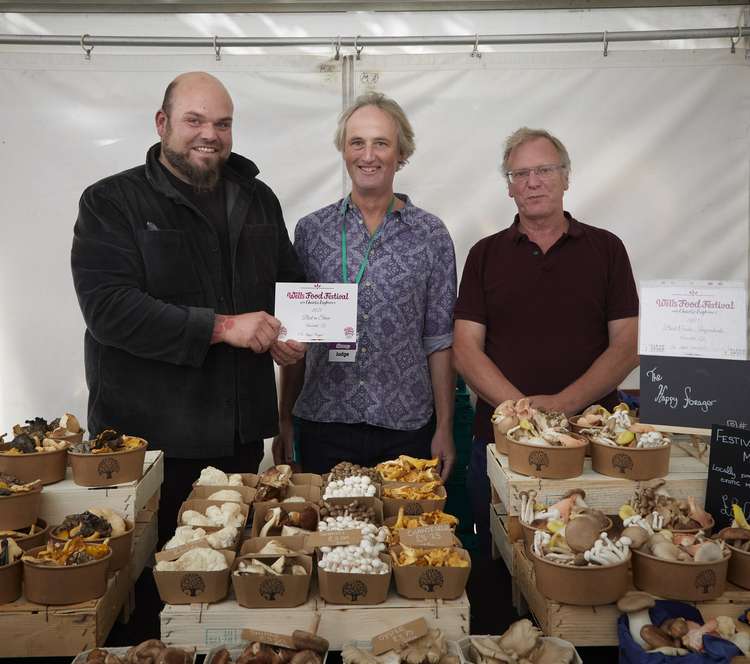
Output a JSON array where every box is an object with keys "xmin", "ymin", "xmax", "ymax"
[
  {"xmin": 509, "ymin": 211, "xmax": 583, "ymax": 244},
  {"xmin": 339, "ymin": 193, "xmax": 414, "ymax": 225}
]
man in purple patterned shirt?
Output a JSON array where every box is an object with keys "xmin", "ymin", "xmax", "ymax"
[{"xmin": 272, "ymin": 92, "xmax": 457, "ymax": 480}]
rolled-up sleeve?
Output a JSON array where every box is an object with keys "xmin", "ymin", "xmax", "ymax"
[
  {"xmin": 71, "ymin": 184, "xmax": 215, "ymax": 368},
  {"xmin": 423, "ymin": 223, "xmax": 457, "ymax": 355}
]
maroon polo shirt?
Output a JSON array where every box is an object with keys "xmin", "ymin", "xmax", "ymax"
[{"xmin": 455, "ymin": 212, "xmax": 639, "ymax": 442}]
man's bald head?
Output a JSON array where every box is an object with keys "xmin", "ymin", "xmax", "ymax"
[
  {"xmin": 156, "ymin": 72, "xmax": 234, "ymax": 191},
  {"xmin": 161, "ymin": 72, "xmax": 233, "ymax": 118}
]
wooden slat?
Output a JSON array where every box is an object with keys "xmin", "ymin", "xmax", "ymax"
[
  {"xmin": 487, "ymin": 444, "xmax": 708, "ymax": 516},
  {"xmin": 161, "ymin": 590, "xmax": 470, "ymax": 652},
  {"xmin": 0, "ymin": 566, "xmax": 131, "ymax": 656},
  {"xmin": 38, "ymin": 450, "xmax": 164, "ymax": 524},
  {"xmin": 489, "ymin": 504, "xmax": 513, "ymax": 572}
]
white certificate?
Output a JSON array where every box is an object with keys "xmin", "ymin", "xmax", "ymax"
[
  {"xmin": 639, "ymin": 279, "xmax": 747, "ymax": 360},
  {"xmin": 275, "ymin": 282, "xmax": 358, "ymax": 343}
]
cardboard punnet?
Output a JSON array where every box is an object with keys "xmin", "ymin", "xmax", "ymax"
[
  {"xmin": 0, "ymin": 559, "xmax": 22, "ymax": 604},
  {"xmin": 589, "ymin": 438, "xmax": 671, "ymax": 480},
  {"xmin": 631, "ymin": 547, "xmax": 730, "ymax": 601},
  {"xmin": 154, "ymin": 550, "xmax": 235, "ymax": 604},
  {"xmin": 188, "ymin": 485, "xmax": 256, "ymax": 504},
  {"xmin": 505, "ymin": 435, "xmax": 587, "ymax": 480},
  {"xmin": 390, "ymin": 545, "xmax": 470, "ymax": 600},
  {"xmin": 1, "ymin": 517, "xmax": 48, "ymax": 551},
  {"xmin": 193, "ymin": 472, "xmax": 257, "ymax": 489},
  {"xmin": 68, "ymin": 442, "xmax": 148, "ymax": 487},
  {"xmin": 728, "ymin": 544, "xmax": 750, "ymax": 589},
  {"xmin": 532, "ymin": 549, "xmax": 630, "ymax": 605},
  {"xmin": 240, "ymin": 534, "xmax": 313, "ymax": 556},
  {"xmin": 317, "ymin": 552, "xmax": 392, "ymax": 605},
  {"xmin": 251, "ymin": 501, "xmax": 319, "ymax": 538},
  {"xmin": 232, "ymin": 553, "xmax": 313, "ymax": 608},
  {"xmin": 381, "ymin": 483, "xmax": 447, "ymax": 518},
  {"xmin": 0, "ymin": 483, "xmax": 42, "ymax": 531},
  {"xmin": 0, "ymin": 444, "xmax": 69, "ymax": 485},
  {"xmin": 177, "ymin": 499, "xmax": 250, "ymax": 533},
  {"xmin": 22, "ymin": 544, "xmax": 112, "ymax": 605},
  {"xmin": 320, "ymin": 497, "xmax": 384, "ymax": 525},
  {"xmin": 50, "ymin": 517, "xmax": 134, "ymax": 573},
  {"xmin": 287, "ymin": 485, "xmax": 322, "ymax": 502},
  {"xmin": 291, "ymin": 473, "xmax": 323, "ymax": 487}
]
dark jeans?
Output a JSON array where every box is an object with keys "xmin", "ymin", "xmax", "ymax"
[
  {"xmin": 297, "ymin": 416, "xmax": 434, "ymax": 474},
  {"xmin": 157, "ymin": 439, "xmax": 263, "ymax": 548},
  {"xmin": 467, "ymin": 437, "xmax": 493, "ymax": 558}
]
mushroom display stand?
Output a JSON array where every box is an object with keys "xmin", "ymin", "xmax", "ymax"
[{"xmin": 617, "ymin": 600, "xmax": 742, "ymax": 664}]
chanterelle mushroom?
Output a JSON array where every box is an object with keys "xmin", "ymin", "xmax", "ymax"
[{"xmin": 617, "ymin": 591, "xmax": 655, "ymax": 649}]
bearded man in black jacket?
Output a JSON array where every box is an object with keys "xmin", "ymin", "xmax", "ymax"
[{"xmin": 71, "ymin": 72, "xmax": 305, "ymax": 543}]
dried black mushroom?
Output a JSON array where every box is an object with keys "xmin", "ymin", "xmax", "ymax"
[
  {"xmin": 71, "ymin": 428, "xmax": 125, "ymax": 454},
  {"xmin": 57, "ymin": 511, "xmax": 112, "ymax": 539}
]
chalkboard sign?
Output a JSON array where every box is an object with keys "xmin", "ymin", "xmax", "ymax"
[
  {"xmin": 705, "ymin": 425, "xmax": 750, "ymax": 531},
  {"xmin": 639, "ymin": 355, "xmax": 750, "ymax": 431}
]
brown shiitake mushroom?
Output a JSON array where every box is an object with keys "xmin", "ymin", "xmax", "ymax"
[
  {"xmin": 641, "ymin": 625, "xmax": 675, "ymax": 649},
  {"xmin": 292, "ymin": 631, "xmax": 329, "ymax": 655},
  {"xmin": 289, "ymin": 650, "xmax": 321, "ymax": 664},
  {"xmin": 157, "ymin": 648, "xmax": 191, "ymax": 664},
  {"xmin": 211, "ymin": 648, "xmax": 232, "ymax": 664},
  {"xmin": 86, "ymin": 649, "xmax": 109, "ymax": 664}
]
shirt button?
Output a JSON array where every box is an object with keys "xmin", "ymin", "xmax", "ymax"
[
  {"xmin": 533, "ymin": 250, "xmax": 540, "ymax": 256},
  {"xmin": 361, "ymin": 347, "xmax": 367, "ymax": 353},
  {"xmin": 363, "ymin": 314, "xmax": 369, "ymax": 320},
  {"xmin": 359, "ymin": 380, "xmax": 364, "ymax": 385},
  {"xmin": 219, "ymin": 296, "xmax": 225, "ymax": 303},
  {"xmin": 365, "ymin": 281, "xmax": 372, "ymax": 287}
]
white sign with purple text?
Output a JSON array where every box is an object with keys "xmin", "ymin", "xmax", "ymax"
[
  {"xmin": 275, "ymin": 282, "xmax": 358, "ymax": 343},
  {"xmin": 639, "ymin": 279, "xmax": 746, "ymax": 360}
]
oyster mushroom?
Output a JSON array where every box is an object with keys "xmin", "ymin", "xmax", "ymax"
[
  {"xmin": 260, "ymin": 507, "xmax": 282, "ymax": 537},
  {"xmin": 617, "ymin": 592, "xmax": 655, "ymax": 649},
  {"xmin": 621, "ymin": 525, "xmax": 649, "ymax": 549},
  {"xmin": 565, "ymin": 516, "xmax": 601, "ymax": 553},
  {"xmin": 692, "ymin": 540, "xmax": 724, "ymax": 563}
]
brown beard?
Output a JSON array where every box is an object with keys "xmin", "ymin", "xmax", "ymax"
[{"xmin": 161, "ymin": 142, "xmax": 224, "ymax": 192}]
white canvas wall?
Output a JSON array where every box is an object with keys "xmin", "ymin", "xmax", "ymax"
[{"xmin": 0, "ymin": 8, "xmax": 748, "ymax": 439}]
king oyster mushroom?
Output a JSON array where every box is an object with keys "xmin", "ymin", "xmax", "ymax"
[{"xmin": 617, "ymin": 592, "xmax": 656, "ymax": 649}]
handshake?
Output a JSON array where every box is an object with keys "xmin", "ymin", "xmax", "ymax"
[{"xmin": 211, "ymin": 311, "xmax": 306, "ymax": 366}]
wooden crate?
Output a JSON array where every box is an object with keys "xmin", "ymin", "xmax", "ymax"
[
  {"xmin": 161, "ymin": 590, "xmax": 470, "ymax": 652},
  {"xmin": 38, "ymin": 450, "xmax": 164, "ymax": 525},
  {"xmin": 486, "ymin": 443, "xmax": 707, "ymax": 517},
  {"xmin": 512, "ymin": 541, "xmax": 750, "ymax": 647},
  {"xmin": 0, "ymin": 564, "xmax": 131, "ymax": 656},
  {"xmin": 132, "ymin": 504, "xmax": 158, "ymax": 582}
]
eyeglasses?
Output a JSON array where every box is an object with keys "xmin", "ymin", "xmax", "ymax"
[{"xmin": 506, "ymin": 164, "xmax": 566, "ymax": 184}]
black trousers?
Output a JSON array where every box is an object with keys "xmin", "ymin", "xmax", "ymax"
[
  {"xmin": 157, "ymin": 439, "xmax": 263, "ymax": 548},
  {"xmin": 297, "ymin": 416, "xmax": 435, "ymax": 474}
]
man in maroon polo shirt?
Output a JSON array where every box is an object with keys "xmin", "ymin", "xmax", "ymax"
[{"xmin": 453, "ymin": 127, "xmax": 639, "ymax": 554}]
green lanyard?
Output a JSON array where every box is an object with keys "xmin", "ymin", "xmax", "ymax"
[{"xmin": 341, "ymin": 195, "xmax": 395, "ymax": 284}]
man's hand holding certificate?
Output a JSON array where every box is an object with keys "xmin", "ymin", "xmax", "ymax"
[{"xmin": 275, "ymin": 283, "xmax": 359, "ymax": 343}]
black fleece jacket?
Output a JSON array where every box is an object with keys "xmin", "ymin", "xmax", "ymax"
[{"xmin": 71, "ymin": 144, "xmax": 303, "ymax": 458}]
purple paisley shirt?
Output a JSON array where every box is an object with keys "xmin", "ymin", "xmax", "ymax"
[{"xmin": 292, "ymin": 195, "xmax": 456, "ymax": 431}]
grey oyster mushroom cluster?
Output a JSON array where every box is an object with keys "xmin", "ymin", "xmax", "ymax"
[
  {"xmin": 492, "ymin": 399, "xmax": 584, "ymax": 448},
  {"xmin": 576, "ymin": 404, "xmax": 669, "ymax": 449},
  {"xmin": 468, "ymin": 620, "xmax": 577, "ymax": 664},
  {"xmin": 342, "ymin": 628, "xmax": 457, "ymax": 664}
]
